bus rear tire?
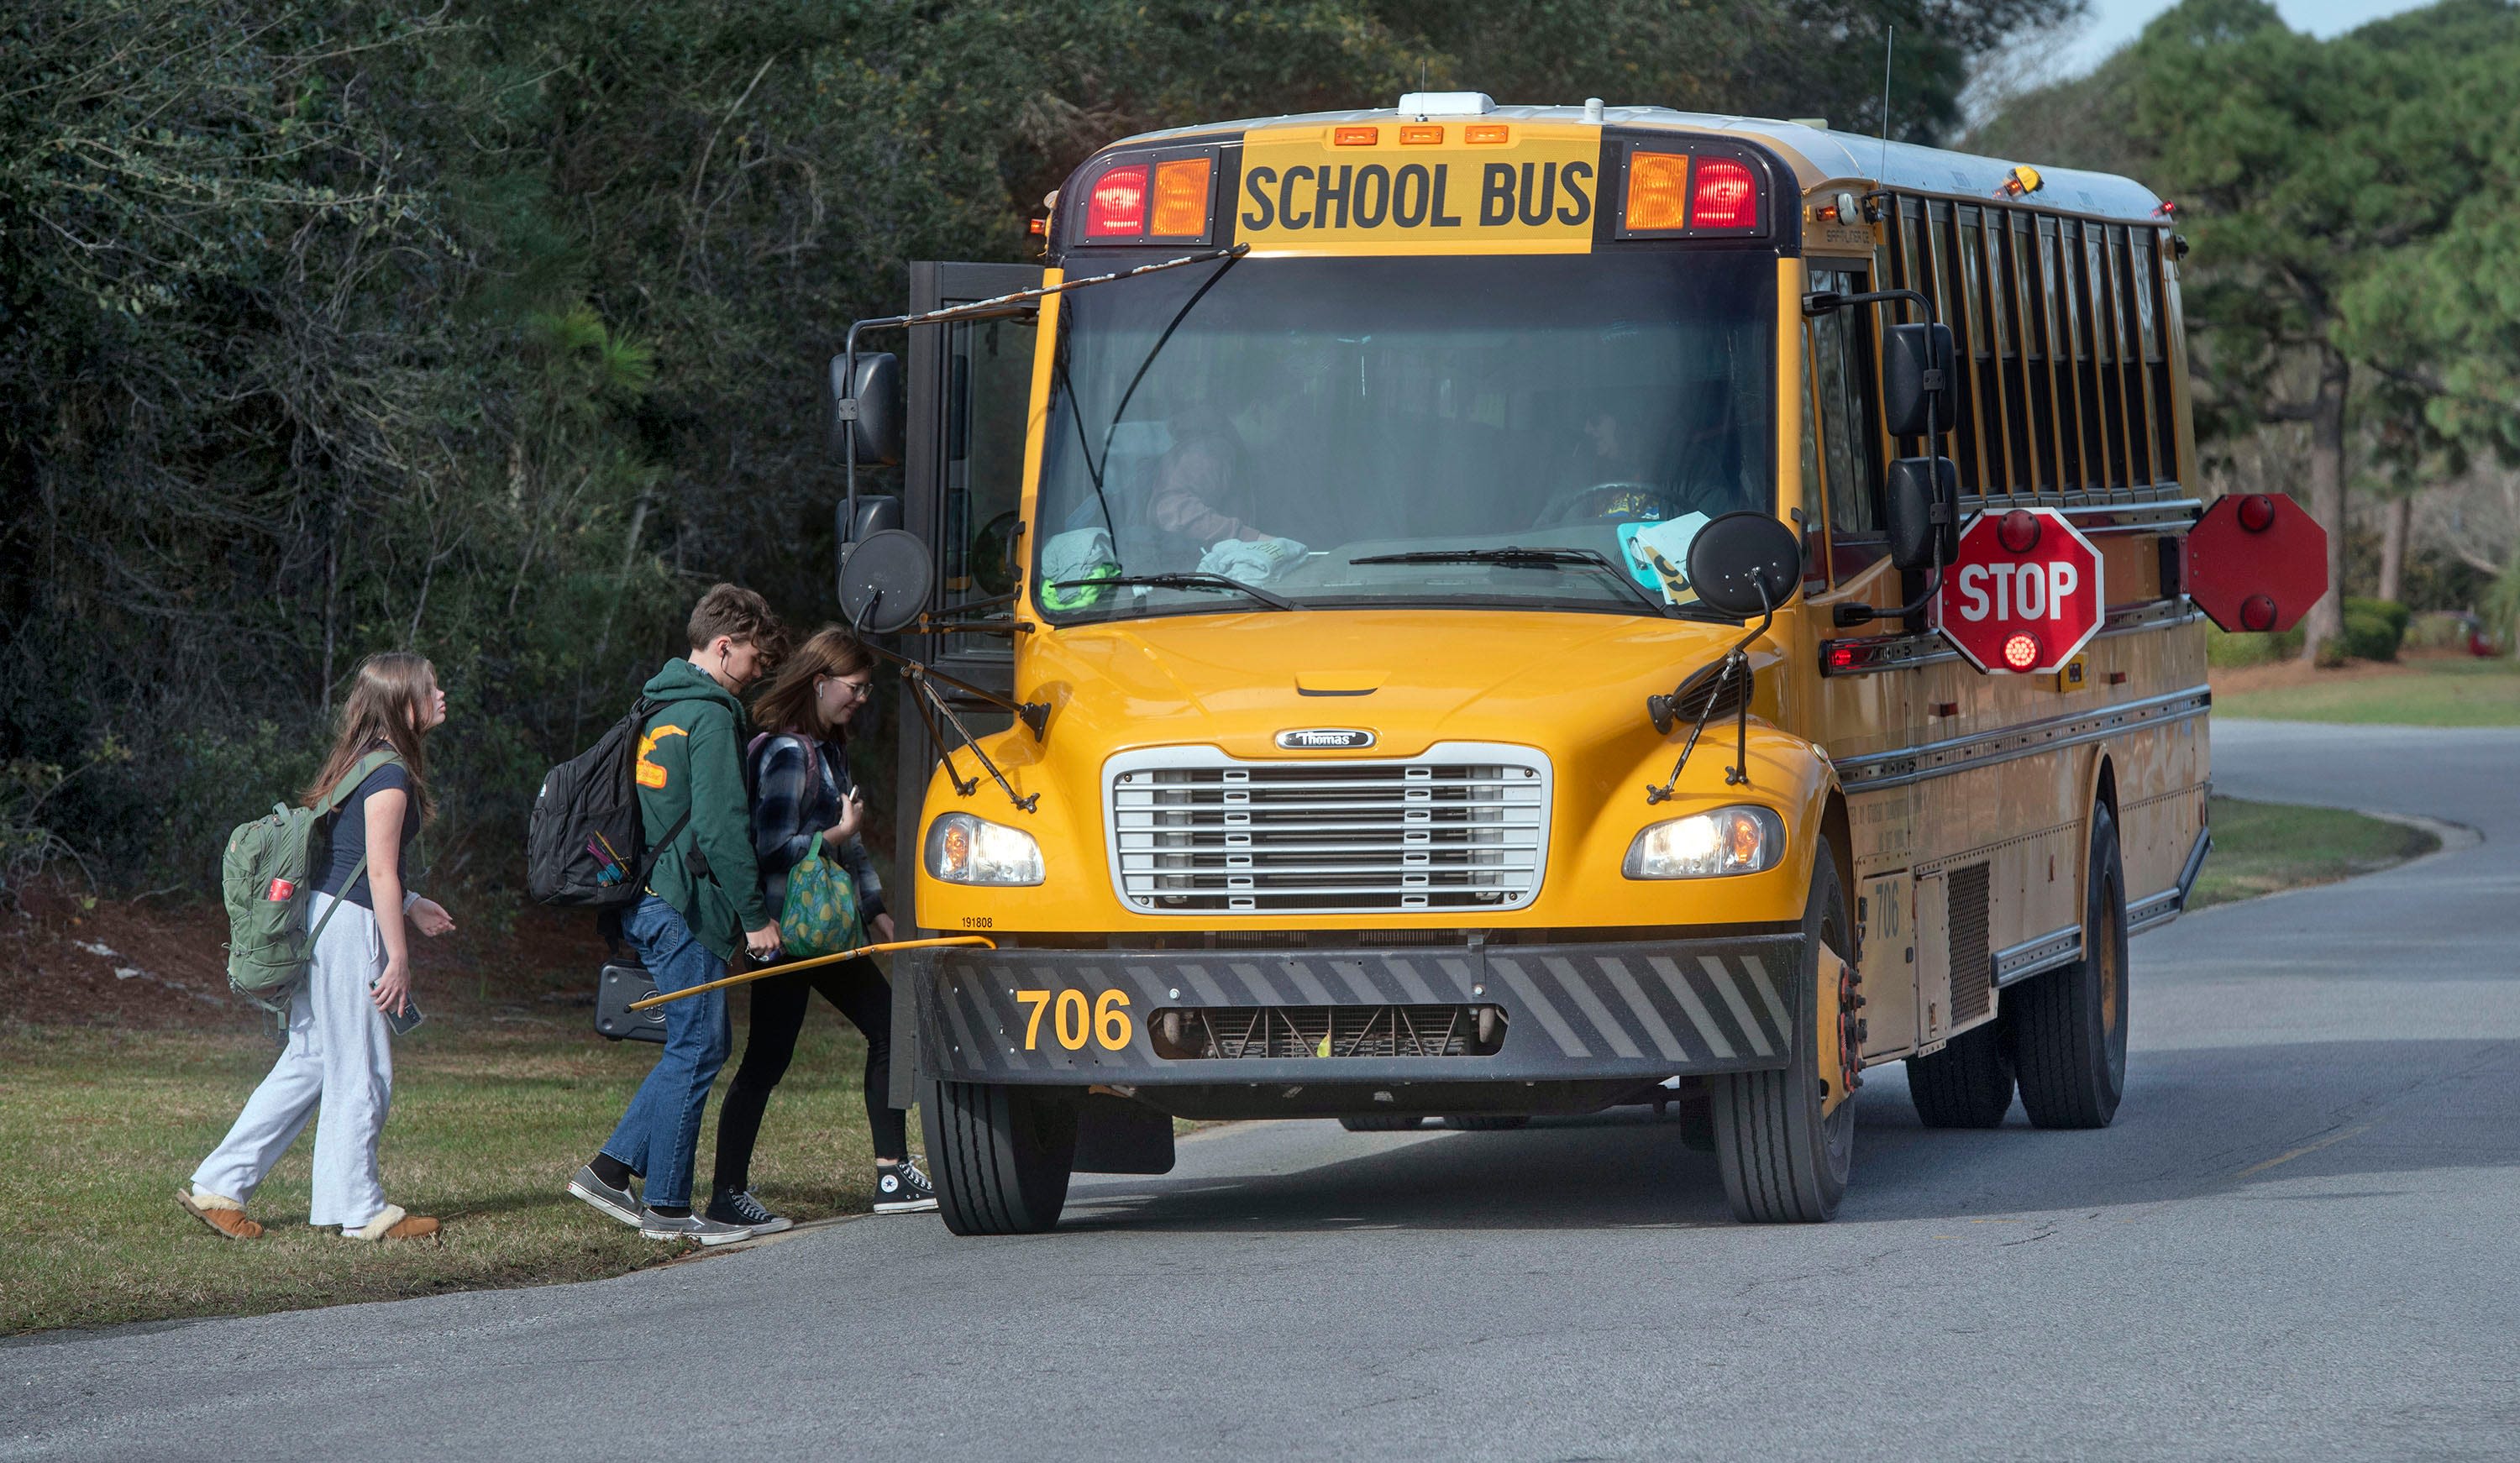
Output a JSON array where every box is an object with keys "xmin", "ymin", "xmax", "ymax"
[
  {"xmin": 1711, "ymin": 838, "xmax": 1853, "ymax": 1223},
  {"xmin": 2007, "ymin": 804, "xmax": 2129, "ymax": 1129},
  {"xmin": 1440, "ymin": 1114, "xmax": 1529, "ymax": 1131},
  {"xmin": 925, "ymin": 1078, "xmax": 1077, "ymax": 1235},
  {"xmin": 1906, "ymin": 1022, "xmax": 2016, "ymax": 1128},
  {"xmin": 1338, "ymin": 1114, "xmax": 1425, "ymax": 1131}
]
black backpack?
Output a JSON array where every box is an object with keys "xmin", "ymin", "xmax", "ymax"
[{"xmin": 527, "ymin": 697, "xmax": 689, "ymax": 908}]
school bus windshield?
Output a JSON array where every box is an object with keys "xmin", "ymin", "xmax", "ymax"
[{"xmin": 1034, "ymin": 249, "xmax": 1775, "ymax": 621}]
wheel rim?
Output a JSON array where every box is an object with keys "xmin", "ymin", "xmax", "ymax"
[
  {"xmin": 2098, "ymin": 870, "xmax": 2127, "ymax": 1076},
  {"xmin": 1819, "ymin": 906, "xmax": 1856, "ymax": 1181}
]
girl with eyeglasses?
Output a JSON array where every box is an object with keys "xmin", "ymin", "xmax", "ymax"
[{"xmin": 706, "ymin": 627, "xmax": 935, "ymax": 1230}]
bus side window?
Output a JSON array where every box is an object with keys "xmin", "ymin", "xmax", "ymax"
[{"xmin": 1810, "ymin": 268, "xmax": 1882, "ymax": 583}]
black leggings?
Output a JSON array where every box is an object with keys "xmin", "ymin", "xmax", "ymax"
[{"xmin": 712, "ymin": 956, "xmax": 905, "ymax": 1194}]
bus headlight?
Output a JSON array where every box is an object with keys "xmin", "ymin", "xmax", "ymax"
[
  {"xmin": 1624, "ymin": 806, "xmax": 1786, "ymax": 879},
  {"xmin": 925, "ymin": 813, "xmax": 1045, "ymax": 886}
]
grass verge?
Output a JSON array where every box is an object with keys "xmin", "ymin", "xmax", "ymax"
[
  {"xmin": 2213, "ymin": 656, "xmax": 2520, "ymax": 726},
  {"xmin": 2187, "ymin": 795, "xmax": 2440, "ymax": 910},
  {"xmin": 0, "ymin": 1015, "xmax": 901, "ymax": 1336}
]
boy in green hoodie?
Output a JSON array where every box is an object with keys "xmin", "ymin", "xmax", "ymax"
[{"xmin": 569, "ymin": 585, "xmax": 785, "ymax": 1244}]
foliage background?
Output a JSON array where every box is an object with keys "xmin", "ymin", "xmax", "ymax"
[{"xmin": 2, "ymin": 0, "xmax": 2079, "ymax": 895}]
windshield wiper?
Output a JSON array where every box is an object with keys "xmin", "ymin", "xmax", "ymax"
[
  {"xmin": 1047, "ymin": 571, "xmax": 1298, "ymax": 612},
  {"xmin": 1348, "ymin": 546, "xmax": 1672, "ymax": 617}
]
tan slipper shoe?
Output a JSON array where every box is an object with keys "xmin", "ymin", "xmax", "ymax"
[
  {"xmin": 342, "ymin": 1203, "xmax": 441, "ymax": 1242},
  {"xmin": 176, "ymin": 1188, "xmax": 263, "ymax": 1240}
]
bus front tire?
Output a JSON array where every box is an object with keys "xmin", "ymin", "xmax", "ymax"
[
  {"xmin": 1906, "ymin": 1022, "xmax": 2016, "ymax": 1128},
  {"xmin": 1711, "ymin": 838, "xmax": 1853, "ymax": 1223},
  {"xmin": 2006, "ymin": 804, "xmax": 2129, "ymax": 1129},
  {"xmin": 925, "ymin": 1078, "xmax": 1077, "ymax": 1235}
]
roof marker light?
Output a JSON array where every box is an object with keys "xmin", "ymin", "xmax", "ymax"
[
  {"xmin": 1463, "ymin": 123, "xmax": 1510, "ymax": 144},
  {"xmin": 1399, "ymin": 125, "xmax": 1444, "ymax": 145},
  {"xmin": 1333, "ymin": 126, "xmax": 1379, "ymax": 146}
]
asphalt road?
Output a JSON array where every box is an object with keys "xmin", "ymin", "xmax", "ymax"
[{"xmin": 8, "ymin": 720, "xmax": 2517, "ymax": 1461}]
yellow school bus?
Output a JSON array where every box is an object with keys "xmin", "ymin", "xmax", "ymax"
[{"xmin": 837, "ymin": 93, "xmax": 2232, "ymax": 1231}]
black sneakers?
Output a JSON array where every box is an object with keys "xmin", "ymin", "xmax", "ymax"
[
  {"xmin": 873, "ymin": 1159, "xmax": 938, "ymax": 1214},
  {"xmin": 706, "ymin": 1187, "xmax": 795, "ymax": 1235}
]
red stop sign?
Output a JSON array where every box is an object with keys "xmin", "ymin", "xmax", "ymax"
[{"xmin": 1935, "ymin": 507, "xmax": 2105, "ymax": 674}]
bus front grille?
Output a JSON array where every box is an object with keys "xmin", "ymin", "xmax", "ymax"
[{"xmin": 1106, "ymin": 742, "xmax": 1551, "ymax": 916}]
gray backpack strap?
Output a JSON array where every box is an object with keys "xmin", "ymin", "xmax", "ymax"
[{"xmin": 307, "ymin": 852, "xmax": 368, "ymax": 945}]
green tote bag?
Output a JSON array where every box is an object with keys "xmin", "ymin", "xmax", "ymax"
[{"xmin": 779, "ymin": 845, "xmax": 866, "ymax": 957}]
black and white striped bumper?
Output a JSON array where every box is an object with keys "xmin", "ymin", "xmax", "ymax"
[{"xmin": 904, "ymin": 935, "xmax": 1805, "ymax": 1087}]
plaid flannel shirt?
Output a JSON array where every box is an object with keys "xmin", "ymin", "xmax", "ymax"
[{"xmin": 748, "ymin": 733, "xmax": 885, "ymax": 925}]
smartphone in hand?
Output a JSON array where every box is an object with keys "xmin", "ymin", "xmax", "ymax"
[{"xmin": 373, "ymin": 983, "xmax": 426, "ymax": 1035}]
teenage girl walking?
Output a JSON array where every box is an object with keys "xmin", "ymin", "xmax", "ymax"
[
  {"xmin": 180, "ymin": 652, "xmax": 457, "ymax": 1241},
  {"xmin": 704, "ymin": 627, "xmax": 935, "ymax": 1232}
]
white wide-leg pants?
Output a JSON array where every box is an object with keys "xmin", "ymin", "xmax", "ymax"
[{"xmin": 192, "ymin": 892, "xmax": 395, "ymax": 1230}]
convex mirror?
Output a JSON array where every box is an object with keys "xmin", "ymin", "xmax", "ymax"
[
  {"xmin": 829, "ymin": 351, "xmax": 905, "ymax": 466},
  {"xmin": 1882, "ymin": 322, "xmax": 1957, "ymax": 438},
  {"xmin": 838, "ymin": 527, "xmax": 934, "ymax": 634},
  {"xmin": 1684, "ymin": 511, "xmax": 1803, "ymax": 621},
  {"xmin": 1885, "ymin": 456, "xmax": 1959, "ymax": 570}
]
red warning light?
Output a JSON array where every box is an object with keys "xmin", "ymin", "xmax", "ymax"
[
  {"xmin": 1691, "ymin": 158, "xmax": 1758, "ymax": 228},
  {"xmin": 2002, "ymin": 632, "xmax": 2043, "ymax": 670},
  {"xmin": 1084, "ymin": 165, "xmax": 1147, "ymax": 238}
]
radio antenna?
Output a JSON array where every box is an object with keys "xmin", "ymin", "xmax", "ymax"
[{"xmin": 1877, "ymin": 25, "xmax": 1896, "ymax": 181}]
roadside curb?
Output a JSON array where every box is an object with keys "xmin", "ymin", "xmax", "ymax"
[
  {"xmin": 2177, "ymin": 804, "xmax": 2482, "ymax": 920},
  {"xmin": 657, "ymin": 1212, "xmax": 865, "ymax": 1265},
  {"xmin": 2359, "ymin": 808, "xmax": 2482, "ymax": 854}
]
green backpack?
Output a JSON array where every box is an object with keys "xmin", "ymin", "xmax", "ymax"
[{"xmin": 220, "ymin": 748, "xmax": 401, "ymax": 1017}]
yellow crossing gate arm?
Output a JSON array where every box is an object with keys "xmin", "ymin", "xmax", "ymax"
[{"xmin": 627, "ymin": 936, "xmax": 997, "ymax": 1011}]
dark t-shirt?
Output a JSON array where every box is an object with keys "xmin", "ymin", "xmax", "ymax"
[{"xmin": 314, "ymin": 759, "xmax": 418, "ymax": 910}]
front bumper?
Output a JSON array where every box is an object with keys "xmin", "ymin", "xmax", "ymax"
[{"xmin": 905, "ymin": 933, "xmax": 1804, "ymax": 1088}]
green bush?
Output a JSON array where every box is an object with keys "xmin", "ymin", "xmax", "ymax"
[
  {"xmin": 2207, "ymin": 625, "xmax": 2306, "ymax": 667},
  {"xmin": 2339, "ymin": 597, "xmax": 2409, "ymax": 662},
  {"xmin": 2405, "ymin": 611, "xmax": 2472, "ymax": 653}
]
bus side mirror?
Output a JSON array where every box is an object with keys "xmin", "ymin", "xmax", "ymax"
[
  {"xmin": 1882, "ymin": 323, "xmax": 1956, "ymax": 438},
  {"xmin": 1684, "ymin": 511, "xmax": 1803, "ymax": 621},
  {"xmin": 839, "ymin": 494, "xmax": 903, "ymax": 548},
  {"xmin": 838, "ymin": 528, "xmax": 934, "ymax": 635},
  {"xmin": 1886, "ymin": 457, "xmax": 1959, "ymax": 570},
  {"xmin": 830, "ymin": 351, "xmax": 905, "ymax": 466}
]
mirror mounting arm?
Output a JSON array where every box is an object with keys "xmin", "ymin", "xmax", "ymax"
[
  {"xmin": 1645, "ymin": 586, "xmax": 1775, "ymax": 803},
  {"xmin": 1830, "ymin": 550, "xmax": 1946, "ymax": 630},
  {"xmin": 1801, "ymin": 285, "xmax": 1932, "ymax": 325},
  {"xmin": 889, "ymin": 653, "xmax": 1042, "ymax": 815}
]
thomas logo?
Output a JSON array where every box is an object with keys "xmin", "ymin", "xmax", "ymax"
[{"xmin": 1275, "ymin": 728, "xmax": 1375, "ymax": 750}]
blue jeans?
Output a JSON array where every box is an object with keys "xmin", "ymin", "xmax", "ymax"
[{"xmin": 601, "ymin": 895, "xmax": 731, "ymax": 1209}]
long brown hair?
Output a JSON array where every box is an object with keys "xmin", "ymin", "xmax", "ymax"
[
  {"xmin": 748, "ymin": 627, "xmax": 873, "ymax": 740},
  {"xmin": 303, "ymin": 652, "xmax": 437, "ymax": 820}
]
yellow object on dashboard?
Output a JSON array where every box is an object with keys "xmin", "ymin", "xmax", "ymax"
[{"xmin": 1236, "ymin": 124, "xmax": 1600, "ymax": 254}]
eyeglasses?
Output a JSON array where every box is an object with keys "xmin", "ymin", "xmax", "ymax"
[{"xmin": 826, "ymin": 678, "xmax": 874, "ymax": 702}]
